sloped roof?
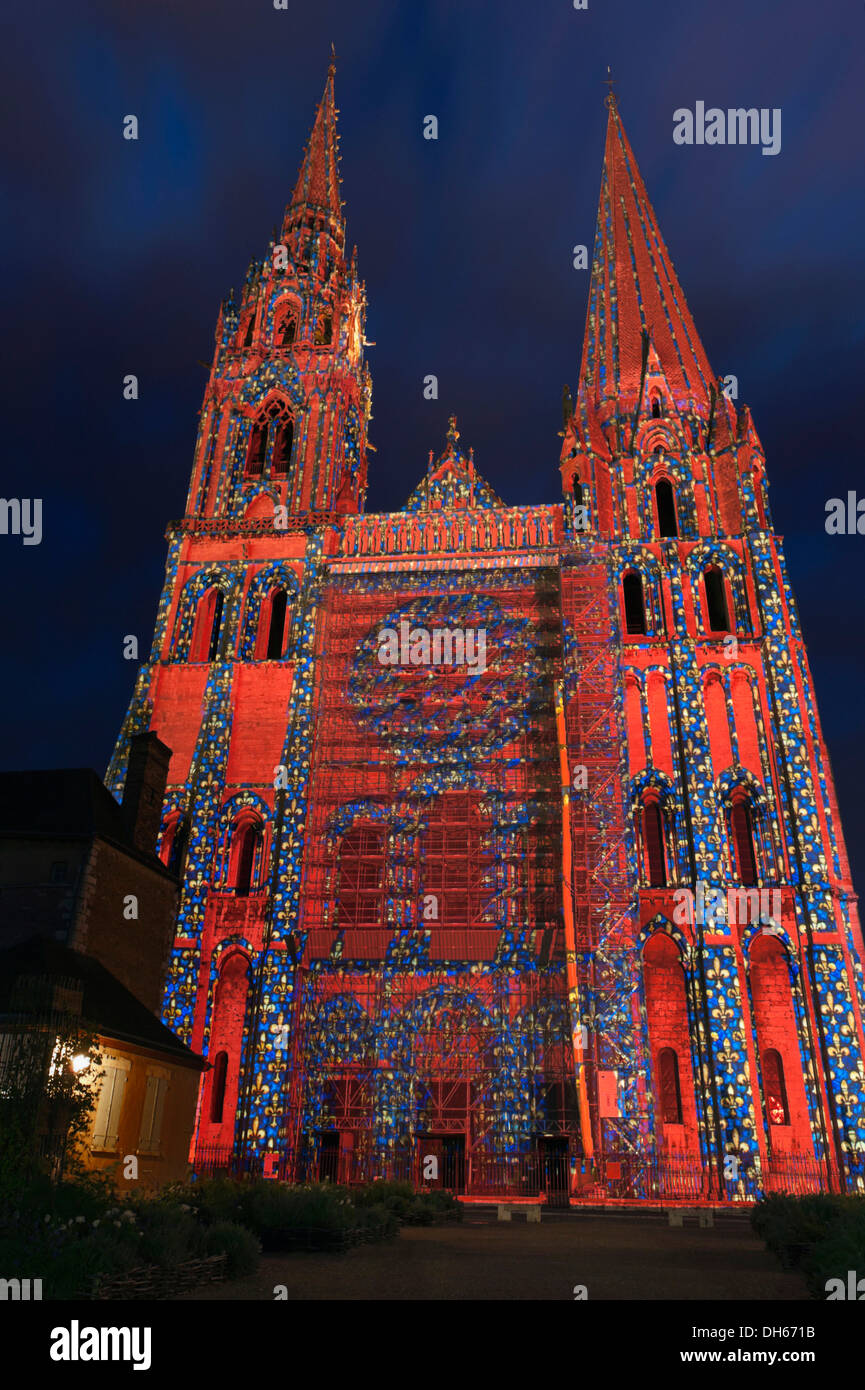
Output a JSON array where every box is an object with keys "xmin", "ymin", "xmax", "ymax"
[
  {"xmin": 0, "ymin": 768, "xmax": 131, "ymax": 842},
  {"xmin": 0, "ymin": 937, "xmax": 203, "ymax": 1068}
]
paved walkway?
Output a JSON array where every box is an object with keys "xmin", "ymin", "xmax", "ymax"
[{"xmin": 183, "ymin": 1210, "xmax": 809, "ymax": 1301}]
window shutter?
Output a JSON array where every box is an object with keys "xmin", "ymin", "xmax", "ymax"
[
  {"xmin": 152, "ymin": 1077, "xmax": 167, "ymax": 1150},
  {"xmin": 92, "ymin": 1065, "xmax": 127, "ymax": 1149},
  {"xmin": 139, "ymin": 1074, "xmax": 168, "ymax": 1153}
]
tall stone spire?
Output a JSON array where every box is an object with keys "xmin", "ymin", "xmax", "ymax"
[
  {"xmin": 282, "ymin": 55, "xmax": 344, "ymax": 249},
  {"xmin": 579, "ymin": 92, "xmax": 716, "ymax": 419}
]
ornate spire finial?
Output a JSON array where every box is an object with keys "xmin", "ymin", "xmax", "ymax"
[
  {"xmin": 604, "ymin": 66, "xmax": 617, "ymax": 111},
  {"xmin": 447, "ymin": 414, "xmax": 459, "ymax": 445}
]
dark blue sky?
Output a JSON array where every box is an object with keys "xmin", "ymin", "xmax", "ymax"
[{"xmin": 3, "ymin": 0, "xmax": 864, "ymax": 882}]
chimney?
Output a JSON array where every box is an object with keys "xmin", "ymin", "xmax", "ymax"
[{"xmin": 121, "ymin": 731, "xmax": 172, "ymax": 855}]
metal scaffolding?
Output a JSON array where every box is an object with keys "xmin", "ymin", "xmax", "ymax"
[{"xmin": 263, "ymin": 549, "xmax": 631, "ymax": 1196}]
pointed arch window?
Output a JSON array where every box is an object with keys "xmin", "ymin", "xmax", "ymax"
[
  {"xmin": 641, "ymin": 795, "xmax": 667, "ymax": 887},
  {"xmin": 246, "ymin": 399, "xmax": 293, "ymax": 479},
  {"xmin": 703, "ymin": 565, "xmax": 730, "ymax": 632},
  {"xmin": 242, "ymin": 317, "xmax": 255, "ymax": 348},
  {"xmin": 190, "ymin": 587, "xmax": 224, "ymax": 663},
  {"xmin": 161, "ymin": 815, "xmax": 189, "ymax": 877},
  {"xmin": 572, "ymin": 475, "xmax": 584, "ymax": 508},
  {"xmin": 231, "ymin": 820, "xmax": 262, "ymax": 897},
  {"xmin": 272, "ymin": 418, "xmax": 294, "ymax": 475},
  {"xmin": 651, "ymin": 393, "xmax": 663, "ymax": 419},
  {"xmin": 657, "ymin": 1047, "xmax": 682, "ymax": 1124},
  {"xmin": 623, "ymin": 570, "xmax": 647, "ymax": 636},
  {"xmin": 337, "ymin": 826, "xmax": 385, "ymax": 925},
  {"xmin": 246, "ymin": 422, "xmax": 267, "ymax": 476},
  {"xmin": 655, "ymin": 479, "xmax": 678, "ymax": 539},
  {"xmin": 730, "ymin": 794, "xmax": 758, "ymax": 886},
  {"xmin": 210, "ymin": 1051, "xmax": 228, "ymax": 1124},
  {"xmin": 762, "ymin": 1048, "xmax": 789, "ymax": 1126}
]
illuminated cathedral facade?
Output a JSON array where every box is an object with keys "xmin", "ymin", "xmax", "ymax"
[{"xmin": 109, "ymin": 65, "xmax": 865, "ymax": 1201}]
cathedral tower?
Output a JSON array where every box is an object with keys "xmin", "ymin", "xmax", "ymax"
[{"xmin": 559, "ymin": 92, "xmax": 865, "ymax": 1194}]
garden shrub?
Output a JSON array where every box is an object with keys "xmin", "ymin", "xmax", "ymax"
[
  {"xmin": 204, "ymin": 1221, "xmax": 261, "ymax": 1278},
  {"xmin": 753, "ymin": 1192, "xmax": 865, "ymax": 1297},
  {"xmin": 751, "ymin": 1193, "xmax": 849, "ymax": 1267},
  {"xmin": 133, "ymin": 1202, "xmax": 205, "ymax": 1269},
  {"xmin": 350, "ymin": 1202, "xmax": 398, "ymax": 1244},
  {"xmin": 802, "ymin": 1202, "xmax": 865, "ymax": 1299}
]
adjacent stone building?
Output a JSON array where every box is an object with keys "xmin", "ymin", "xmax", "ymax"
[{"xmin": 0, "ymin": 732, "xmax": 177, "ymax": 1014}]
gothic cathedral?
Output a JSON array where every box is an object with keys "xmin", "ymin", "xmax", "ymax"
[{"xmin": 109, "ymin": 65, "xmax": 865, "ymax": 1202}]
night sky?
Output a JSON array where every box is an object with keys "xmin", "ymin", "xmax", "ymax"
[{"xmin": 3, "ymin": 0, "xmax": 863, "ymax": 884}]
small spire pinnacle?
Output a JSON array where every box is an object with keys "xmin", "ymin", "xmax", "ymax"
[
  {"xmin": 604, "ymin": 66, "xmax": 617, "ymax": 111},
  {"xmin": 446, "ymin": 414, "xmax": 459, "ymax": 446}
]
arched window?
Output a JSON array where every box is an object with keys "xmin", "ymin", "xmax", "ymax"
[
  {"xmin": 749, "ymin": 934, "xmax": 808, "ymax": 1148},
  {"xmin": 276, "ymin": 313, "xmax": 297, "ymax": 347},
  {"xmin": 641, "ymin": 796, "xmax": 667, "ymax": 886},
  {"xmin": 246, "ymin": 399, "xmax": 292, "ymax": 478},
  {"xmin": 265, "ymin": 589, "xmax": 288, "ymax": 660},
  {"xmin": 160, "ymin": 816, "xmax": 177, "ymax": 869},
  {"xmin": 316, "ymin": 313, "xmax": 333, "ymax": 346},
  {"xmin": 337, "ymin": 826, "xmax": 385, "ymax": 924},
  {"xmin": 703, "ymin": 565, "xmax": 730, "ymax": 632},
  {"xmin": 623, "ymin": 571, "xmax": 647, "ymax": 635},
  {"xmin": 657, "ymin": 1047, "xmax": 682, "ymax": 1124},
  {"xmin": 246, "ymin": 423, "xmax": 267, "ymax": 476},
  {"xmin": 272, "ymin": 418, "xmax": 294, "ymax": 475},
  {"xmin": 573, "ymin": 475, "xmax": 584, "ymax": 508},
  {"xmin": 762, "ymin": 1048, "xmax": 789, "ymax": 1126},
  {"xmin": 190, "ymin": 587, "xmax": 224, "ymax": 663},
  {"xmin": 161, "ymin": 816, "xmax": 189, "ymax": 877},
  {"xmin": 731, "ymin": 795, "xmax": 758, "ymax": 885},
  {"xmin": 643, "ymin": 933, "xmax": 697, "ymax": 1146},
  {"xmin": 655, "ymin": 479, "xmax": 678, "ymax": 538},
  {"xmin": 651, "ymin": 394, "xmax": 663, "ymax": 419},
  {"xmin": 232, "ymin": 821, "xmax": 261, "ymax": 897},
  {"xmin": 205, "ymin": 951, "xmax": 249, "ymax": 1143},
  {"xmin": 207, "ymin": 592, "xmax": 224, "ymax": 661},
  {"xmin": 210, "ymin": 1051, "xmax": 228, "ymax": 1124},
  {"xmin": 242, "ymin": 317, "xmax": 255, "ymax": 348}
]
